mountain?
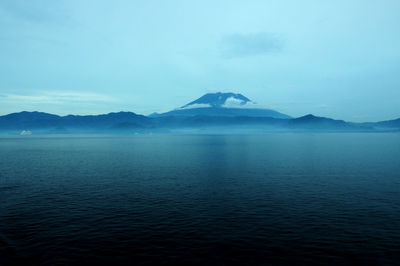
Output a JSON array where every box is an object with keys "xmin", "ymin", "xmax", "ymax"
[
  {"xmin": 361, "ymin": 118, "xmax": 400, "ymax": 129},
  {"xmin": 182, "ymin": 92, "xmax": 251, "ymax": 108},
  {"xmin": 151, "ymin": 92, "xmax": 291, "ymax": 119},
  {"xmin": 0, "ymin": 93, "xmax": 399, "ymax": 133},
  {"xmin": 288, "ymin": 114, "xmax": 353, "ymax": 129},
  {"xmin": 60, "ymin": 112, "xmax": 150, "ymax": 128},
  {"xmin": 0, "ymin": 111, "xmax": 61, "ymax": 129},
  {"xmin": 0, "ymin": 111, "xmax": 151, "ymax": 132},
  {"xmin": 0, "ymin": 111, "xmax": 395, "ymax": 133}
]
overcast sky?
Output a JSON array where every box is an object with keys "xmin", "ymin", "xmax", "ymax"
[{"xmin": 1, "ymin": 0, "xmax": 399, "ymax": 121}]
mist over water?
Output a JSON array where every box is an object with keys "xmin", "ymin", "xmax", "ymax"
[{"xmin": 1, "ymin": 134, "xmax": 400, "ymax": 265}]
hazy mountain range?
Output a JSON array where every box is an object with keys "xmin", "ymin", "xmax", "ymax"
[{"xmin": 0, "ymin": 92, "xmax": 399, "ymax": 134}]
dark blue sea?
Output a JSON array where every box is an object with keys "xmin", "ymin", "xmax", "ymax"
[{"xmin": 1, "ymin": 134, "xmax": 399, "ymax": 265}]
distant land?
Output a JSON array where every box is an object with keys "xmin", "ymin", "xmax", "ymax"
[{"xmin": 0, "ymin": 92, "xmax": 399, "ymax": 134}]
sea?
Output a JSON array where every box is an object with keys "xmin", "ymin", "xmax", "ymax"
[{"xmin": 0, "ymin": 133, "xmax": 399, "ymax": 265}]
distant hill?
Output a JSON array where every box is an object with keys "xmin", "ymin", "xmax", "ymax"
[
  {"xmin": 0, "ymin": 111, "xmax": 61, "ymax": 129},
  {"xmin": 0, "ymin": 111, "xmax": 377, "ymax": 133},
  {"xmin": 0, "ymin": 93, "xmax": 399, "ymax": 133},
  {"xmin": 288, "ymin": 114, "xmax": 353, "ymax": 129},
  {"xmin": 0, "ymin": 111, "xmax": 151, "ymax": 132},
  {"xmin": 361, "ymin": 118, "xmax": 400, "ymax": 129}
]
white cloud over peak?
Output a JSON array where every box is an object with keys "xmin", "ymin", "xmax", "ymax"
[{"xmin": 222, "ymin": 97, "xmax": 258, "ymax": 108}]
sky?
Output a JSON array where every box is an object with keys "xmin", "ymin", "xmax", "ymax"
[{"xmin": 0, "ymin": 0, "xmax": 399, "ymax": 122}]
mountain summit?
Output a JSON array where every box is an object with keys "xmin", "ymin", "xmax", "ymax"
[
  {"xmin": 182, "ymin": 92, "xmax": 252, "ymax": 108},
  {"xmin": 152, "ymin": 92, "xmax": 292, "ymax": 119}
]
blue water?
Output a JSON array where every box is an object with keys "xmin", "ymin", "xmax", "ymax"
[{"xmin": 1, "ymin": 134, "xmax": 400, "ymax": 265}]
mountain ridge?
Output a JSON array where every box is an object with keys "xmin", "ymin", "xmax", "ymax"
[
  {"xmin": 0, "ymin": 111, "xmax": 397, "ymax": 133},
  {"xmin": 0, "ymin": 93, "xmax": 399, "ymax": 133}
]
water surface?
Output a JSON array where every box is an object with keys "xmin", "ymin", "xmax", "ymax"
[{"xmin": 1, "ymin": 134, "xmax": 399, "ymax": 265}]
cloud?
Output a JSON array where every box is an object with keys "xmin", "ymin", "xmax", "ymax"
[
  {"xmin": 223, "ymin": 96, "xmax": 246, "ymax": 107},
  {"xmin": 219, "ymin": 32, "xmax": 283, "ymax": 58},
  {"xmin": 222, "ymin": 97, "xmax": 259, "ymax": 109},
  {"xmin": 0, "ymin": 91, "xmax": 118, "ymax": 105}
]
